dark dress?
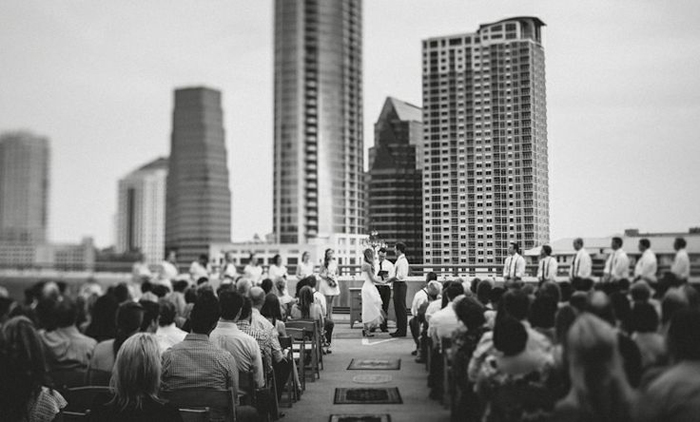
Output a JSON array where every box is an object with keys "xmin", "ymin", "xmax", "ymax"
[{"xmin": 88, "ymin": 394, "xmax": 183, "ymax": 422}]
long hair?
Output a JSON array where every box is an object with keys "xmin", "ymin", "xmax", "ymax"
[
  {"xmin": 261, "ymin": 293, "xmax": 283, "ymax": 325},
  {"xmin": 113, "ymin": 302, "xmax": 144, "ymax": 356},
  {"xmin": 363, "ymin": 248, "xmax": 375, "ymax": 275},
  {"xmin": 109, "ymin": 333, "xmax": 162, "ymax": 411},
  {"xmin": 0, "ymin": 316, "xmax": 51, "ymax": 421},
  {"xmin": 323, "ymin": 248, "xmax": 333, "ymax": 269},
  {"xmin": 566, "ymin": 313, "xmax": 634, "ymax": 422},
  {"xmin": 298, "ymin": 286, "xmax": 314, "ymax": 319}
]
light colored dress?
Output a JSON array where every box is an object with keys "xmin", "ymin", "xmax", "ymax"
[
  {"xmin": 296, "ymin": 261, "xmax": 315, "ymax": 279},
  {"xmin": 319, "ymin": 259, "xmax": 340, "ymax": 296},
  {"xmin": 361, "ymin": 263, "xmax": 384, "ymax": 326},
  {"xmin": 243, "ymin": 264, "xmax": 263, "ymax": 285}
]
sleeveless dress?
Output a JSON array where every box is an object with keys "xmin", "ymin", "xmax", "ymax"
[
  {"xmin": 361, "ymin": 263, "xmax": 384, "ymax": 326},
  {"xmin": 319, "ymin": 259, "xmax": 340, "ymax": 296}
]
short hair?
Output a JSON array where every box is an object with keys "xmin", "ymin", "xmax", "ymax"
[
  {"xmin": 675, "ymin": 237, "xmax": 687, "ymax": 249},
  {"xmin": 639, "ymin": 238, "xmax": 650, "ymax": 249},
  {"xmin": 114, "ymin": 302, "xmax": 145, "ymax": 356},
  {"xmin": 249, "ymin": 287, "xmax": 265, "ymax": 308},
  {"xmin": 529, "ymin": 295, "xmax": 557, "ymax": 330},
  {"xmin": 454, "ymin": 296, "xmax": 485, "ymax": 331},
  {"xmin": 493, "ymin": 315, "xmax": 528, "ymax": 356},
  {"xmin": 272, "ymin": 254, "xmax": 281, "ymax": 265},
  {"xmin": 509, "ymin": 242, "xmax": 521, "ymax": 253},
  {"xmin": 501, "ymin": 289, "xmax": 530, "ymax": 321},
  {"xmin": 541, "ymin": 245, "xmax": 552, "ymax": 256},
  {"xmin": 587, "ymin": 291, "xmax": 616, "ymax": 327},
  {"xmin": 612, "ymin": 237, "xmax": 623, "ymax": 247},
  {"xmin": 378, "ymin": 247, "xmax": 387, "ymax": 254},
  {"xmin": 444, "ymin": 282, "xmax": 465, "ymax": 302},
  {"xmin": 617, "ymin": 278, "xmax": 630, "ymax": 292},
  {"xmin": 537, "ymin": 282, "xmax": 561, "ymax": 304},
  {"xmin": 559, "ymin": 281, "xmax": 573, "ymax": 302},
  {"xmin": 569, "ymin": 291, "xmax": 589, "ymax": 313},
  {"xmin": 113, "ymin": 283, "xmax": 131, "ymax": 303},
  {"xmin": 172, "ymin": 280, "xmax": 189, "ymax": 293},
  {"xmin": 574, "ymin": 238, "xmax": 584, "ymax": 247},
  {"xmin": 151, "ymin": 284, "xmax": 169, "ymax": 298},
  {"xmin": 395, "ymin": 242, "xmax": 406, "ymax": 254},
  {"xmin": 138, "ymin": 300, "xmax": 160, "ymax": 332},
  {"xmin": 489, "ymin": 286, "xmax": 506, "ymax": 307},
  {"xmin": 572, "ymin": 278, "xmax": 594, "ymax": 292},
  {"xmin": 630, "ymin": 302, "xmax": 659, "ymax": 333},
  {"xmin": 54, "ymin": 298, "xmax": 78, "ymax": 328},
  {"xmin": 239, "ymin": 297, "xmax": 253, "ymax": 321},
  {"xmin": 476, "ymin": 280, "xmax": 492, "ymax": 306},
  {"xmin": 630, "ymin": 281, "xmax": 651, "ymax": 302},
  {"xmin": 141, "ymin": 281, "xmax": 153, "ymax": 294},
  {"xmin": 426, "ymin": 272, "xmax": 438, "ymax": 283},
  {"xmin": 158, "ymin": 300, "xmax": 177, "ymax": 326},
  {"xmin": 189, "ymin": 290, "xmax": 220, "ymax": 334},
  {"xmin": 110, "ymin": 333, "xmax": 162, "ymax": 410},
  {"xmin": 219, "ymin": 290, "xmax": 244, "ymax": 321},
  {"xmin": 662, "ymin": 289, "xmax": 689, "ymax": 326},
  {"xmin": 610, "ymin": 292, "xmax": 631, "ymax": 328},
  {"xmin": 198, "ymin": 254, "xmax": 208, "ymax": 261},
  {"xmin": 296, "ymin": 275, "xmax": 315, "ymax": 296},
  {"xmin": 236, "ymin": 278, "xmax": 252, "ymax": 297},
  {"xmin": 554, "ymin": 305, "xmax": 577, "ymax": 345},
  {"xmin": 260, "ymin": 279, "xmax": 274, "ymax": 295},
  {"xmin": 668, "ymin": 309, "xmax": 700, "ymax": 361},
  {"xmin": 196, "ymin": 277, "xmax": 209, "ymax": 286},
  {"xmin": 184, "ymin": 287, "xmax": 198, "ymax": 304}
]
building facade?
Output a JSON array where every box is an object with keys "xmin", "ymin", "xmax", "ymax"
[
  {"xmin": 366, "ymin": 97, "xmax": 424, "ymax": 263},
  {"xmin": 165, "ymin": 87, "xmax": 232, "ymax": 264},
  {"xmin": 422, "ymin": 17, "xmax": 549, "ymax": 266},
  {"xmin": 116, "ymin": 157, "xmax": 168, "ymax": 264},
  {"xmin": 273, "ymin": 0, "xmax": 364, "ymax": 244}
]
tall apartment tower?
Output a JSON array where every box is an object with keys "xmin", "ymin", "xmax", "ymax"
[
  {"xmin": 165, "ymin": 87, "xmax": 231, "ymax": 264},
  {"xmin": 116, "ymin": 157, "xmax": 168, "ymax": 264},
  {"xmin": 0, "ymin": 131, "xmax": 50, "ymax": 244},
  {"xmin": 367, "ymin": 97, "xmax": 424, "ymax": 263},
  {"xmin": 422, "ymin": 17, "xmax": 549, "ymax": 266},
  {"xmin": 273, "ymin": 0, "xmax": 364, "ymax": 244}
]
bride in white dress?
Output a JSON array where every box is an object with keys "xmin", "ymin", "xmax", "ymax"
[{"xmin": 361, "ymin": 248, "xmax": 385, "ymax": 337}]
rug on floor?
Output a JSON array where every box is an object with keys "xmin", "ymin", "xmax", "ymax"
[
  {"xmin": 347, "ymin": 358, "xmax": 401, "ymax": 370},
  {"xmin": 334, "ymin": 388, "xmax": 402, "ymax": 405},
  {"xmin": 329, "ymin": 414, "xmax": 391, "ymax": 422}
]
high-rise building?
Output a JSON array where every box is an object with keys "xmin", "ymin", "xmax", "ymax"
[
  {"xmin": 0, "ymin": 131, "xmax": 49, "ymax": 244},
  {"xmin": 116, "ymin": 157, "xmax": 168, "ymax": 264},
  {"xmin": 367, "ymin": 97, "xmax": 424, "ymax": 263},
  {"xmin": 165, "ymin": 87, "xmax": 231, "ymax": 264},
  {"xmin": 422, "ymin": 17, "xmax": 549, "ymax": 266},
  {"xmin": 273, "ymin": 0, "xmax": 364, "ymax": 244}
]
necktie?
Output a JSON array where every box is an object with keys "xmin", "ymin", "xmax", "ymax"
[
  {"xmin": 379, "ymin": 261, "xmax": 384, "ymax": 279},
  {"xmin": 510, "ymin": 257, "xmax": 515, "ymax": 278},
  {"xmin": 540, "ymin": 260, "xmax": 545, "ymax": 281},
  {"xmin": 572, "ymin": 254, "xmax": 579, "ymax": 277},
  {"xmin": 610, "ymin": 253, "xmax": 616, "ymax": 275},
  {"xmin": 545, "ymin": 258, "xmax": 549, "ymax": 280}
]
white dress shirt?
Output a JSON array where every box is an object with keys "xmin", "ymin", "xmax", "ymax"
[
  {"xmin": 604, "ymin": 249, "xmax": 630, "ymax": 280},
  {"xmin": 411, "ymin": 287, "xmax": 430, "ymax": 317},
  {"xmin": 671, "ymin": 249, "xmax": 690, "ymax": 281},
  {"xmin": 189, "ymin": 261, "xmax": 210, "ymax": 281},
  {"xmin": 155, "ymin": 323, "xmax": 188, "ymax": 354},
  {"xmin": 570, "ymin": 248, "xmax": 592, "ymax": 279},
  {"xmin": 243, "ymin": 264, "xmax": 263, "ymax": 285},
  {"xmin": 428, "ymin": 301, "xmax": 461, "ymax": 342},
  {"xmin": 394, "ymin": 254, "xmax": 409, "ymax": 281},
  {"xmin": 634, "ymin": 249, "xmax": 658, "ymax": 282},
  {"xmin": 376, "ymin": 258, "xmax": 395, "ymax": 284},
  {"xmin": 537, "ymin": 256, "xmax": 558, "ymax": 282},
  {"xmin": 503, "ymin": 253, "xmax": 526, "ymax": 279}
]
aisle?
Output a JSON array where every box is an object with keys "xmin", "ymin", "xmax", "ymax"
[{"xmin": 283, "ymin": 321, "xmax": 451, "ymax": 422}]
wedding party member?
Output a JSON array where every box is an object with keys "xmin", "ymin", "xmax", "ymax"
[
  {"xmin": 189, "ymin": 254, "xmax": 211, "ymax": 283},
  {"xmin": 603, "ymin": 237, "xmax": 630, "ymax": 282},
  {"xmin": 318, "ymin": 248, "xmax": 340, "ymax": 320},
  {"xmin": 295, "ymin": 251, "xmax": 315, "ymax": 279},
  {"xmin": 268, "ymin": 254, "xmax": 293, "ymax": 304},
  {"xmin": 670, "ymin": 237, "xmax": 690, "ymax": 283},
  {"xmin": 375, "ymin": 247, "xmax": 394, "ymax": 332},
  {"xmin": 634, "ymin": 238, "xmax": 658, "ymax": 284},
  {"xmin": 159, "ymin": 250, "xmax": 179, "ymax": 286},
  {"xmin": 502, "ymin": 242, "xmax": 526, "ymax": 282},
  {"xmin": 537, "ymin": 245, "xmax": 558, "ymax": 285},
  {"xmin": 220, "ymin": 252, "xmax": 238, "ymax": 280},
  {"xmin": 360, "ymin": 248, "xmax": 385, "ymax": 337},
  {"xmin": 388, "ymin": 242, "xmax": 409, "ymax": 337},
  {"xmin": 243, "ymin": 253, "xmax": 263, "ymax": 285},
  {"xmin": 569, "ymin": 238, "xmax": 592, "ymax": 281}
]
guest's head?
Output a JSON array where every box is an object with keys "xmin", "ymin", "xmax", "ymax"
[
  {"xmin": 537, "ymin": 281, "xmax": 561, "ymax": 304},
  {"xmin": 86, "ymin": 294, "xmax": 119, "ymax": 341},
  {"xmin": 454, "ymin": 296, "xmax": 485, "ymax": 332},
  {"xmin": 138, "ymin": 300, "xmax": 160, "ymax": 333},
  {"xmin": 529, "ymin": 295, "xmax": 557, "ymax": 330},
  {"xmin": 572, "ymin": 277, "xmax": 594, "ymax": 292},
  {"xmin": 219, "ymin": 290, "xmax": 244, "ymax": 322},
  {"xmin": 236, "ymin": 278, "xmax": 252, "ymax": 297},
  {"xmin": 114, "ymin": 302, "xmax": 145, "ymax": 356},
  {"xmin": 110, "ymin": 333, "xmax": 162, "ymax": 411},
  {"xmin": 189, "ymin": 289, "xmax": 220, "ymax": 335},
  {"xmin": 151, "ymin": 284, "xmax": 169, "ymax": 298},
  {"xmin": 569, "ymin": 291, "xmax": 590, "ymax": 314},
  {"xmin": 196, "ymin": 277, "xmax": 209, "ymax": 287},
  {"xmin": 554, "ymin": 305, "xmax": 577, "ymax": 345},
  {"xmin": 442, "ymin": 281, "xmax": 464, "ymax": 308},
  {"xmin": 662, "ymin": 288, "xmax": 689, "ymax": 327},
  {"xmin": 667, "ymin": 309, "xmax": 700, "ymax": 362},
  {"xmin": 630, "ymin": 281, "xmax": 652, "ymax": 303},
  {"xmin": 587, "ymin": 291, "xmax": 616, "ymax": 327},
  {"xmin": 261, "ymin": 279, "xmax": 274, "ymax": 295},
  {"xmin": 54, "ymin": 298, "xmax": 78, "ymax": 329},
  {"xmin": 489, "ymin": 286, "xmax": 506, "ymax": 309},
  {"xmin": 173, "ymin": 280, "xmax": 189, "ymax": 293},
  {"xmin": 426, "ymin": 280, "xmax": 442, "ymax": 300},
  {"xmin": 261, "ymin": 293, "xmax": 283, "ymax": 324},
  {"xmin": 559, "ymin": 281, "xmax": 573, "ymax": 303},
  {"xmin": 493, "ymin": 315, "xmax": 528, "ymax": 357},
  {"xmin": 610, "ymin": 292, "xmax": 631, "ymax": 331},
  {"xmin": 630, "ymin": 302, "xmax": 659, "ymax": 334},
  {"xmin": 500, "ymin": 289, "xmax": 530, "ymax": 321},
  {"xmin": 158, "ymin": 300, "xmax": 177, "ymax": 327},
  {"xmin": 296, "ymin": 276, "xmax": 314, "ymax": 297},
  {"xmin": 426, "ymin": 272, "xmax": 438, "ymax": 283},
  {"xmin": 476, "ymin": 280, "xmax": 493, "ymax": 306},
  {"xmin": 113, "ymin": 283, "xmax": 131, "ymax": 304},
  {"xmin": 298, "ymin": 286, "xmax": 314, "ymax": 318},
  {"xmin": 240, "ymin": 297, "xmax": 253, "ymax": 322},
  {"xmin": 249, "ymin": 287, "xmax": 266, "ymax": 310}
]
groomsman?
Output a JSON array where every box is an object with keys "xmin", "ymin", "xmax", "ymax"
[
  {"xmin": 570, "ymin": 238, "xmax": 592, "ymax": 281},
  {"xmin": 503, "ymin": 242, "xmax": 526, "ymax": 281},
  {"xmin": 670, "ymin": 237, "xmax": 690, "ymax": 283},
  {"xmin": 375, "ymin": 247, "xmax": 394, "ymax": 333},
  {"xmin": 537, "ymin": 245, "xmax": 558, "ymax": 285},
  {"xmin": 388, "ymin": 242, "xmax": 409, "ymax": 338},
  {"xmin": 603, "ymin": 237, "xmax": 630, "ymax": 282},
  {"xmin": 634, "ymin": 238, "xmax": 658, "ymax": 284}
]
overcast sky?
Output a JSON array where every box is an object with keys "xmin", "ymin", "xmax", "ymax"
[{"xmin": 1, "ymin": 0, "xmax": 699, "ymax": 248}]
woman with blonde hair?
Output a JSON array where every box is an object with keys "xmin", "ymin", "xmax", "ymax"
[
  {"xmin": 89, "ymin": 333, "xmax": 183, "ymax": 421},
  {"xmin": 551, "ymin": 313, "xmax": 635, "ymax": 422},
  {"xmin": 360, "ymin": 248, "xmax": 384, "ymax": 337}
]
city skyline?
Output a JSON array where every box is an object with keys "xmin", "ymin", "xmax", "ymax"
[{"xmin": 1, "ymin": 1, "xmax": 699, "ymax": 248}]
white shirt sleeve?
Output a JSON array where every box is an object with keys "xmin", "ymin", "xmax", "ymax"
[
  {"xmin": 515, "ymin": 255, "xmax": 526, "ymax": 278},
  {"xmin": 394, "ymin": 256, "xmax": 409, "ymax": 280},
  {"xmin": 411, "ymin": 290, "xmax": 427, "ymax": 317},
  {"xmin": 635, "ymin": 250, "xmax": 657, "ymax": 282},
  {"xmin": 672, "ymin": 250, "xmax": 691, "ymax": 280},
  {"xmin": 614, "ymin": 252, "xmax": 630, "ymax": 279},
  {"xmin": 548, "ymin": 258, "xmax": 558, "ymax": 281},
  {"xmin": 578, "ymin": 250, "xmax": 592, "ymax": 278},
  {"xmin": 503, "ymin": 257, "xmax": 511, "ymax": 278}
]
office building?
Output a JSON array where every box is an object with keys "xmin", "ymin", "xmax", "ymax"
[
  {"xmin": 366, "ymin": 97, "xmax": 424, "ymax": 263},
  {"xmin": 273, "ymin": 0, "xmax": 364, "ymax": 245},
  {"xmin": 165, "ymin": 87, "xmax": 232, "ymax": 264},
  {"xmin": 116, "ymin": 157, "xmax": 168, "ymax": 264},
  {"xmin": 422, "ymin": 17, "xmax": 549, "ymax": 266}
]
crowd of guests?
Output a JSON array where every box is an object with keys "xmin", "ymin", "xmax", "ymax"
[
  {"xmin": 0, "ymin": 249, "xmax": 341, "ymax": 422},
  {"xmin": 409, "ymin": 263, "xmax": 699, "ymax": 421}
]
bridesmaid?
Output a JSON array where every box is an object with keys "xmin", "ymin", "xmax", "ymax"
[{"xmin": 318, "ymin": 248, "xmax": 340, "ymax": 320}]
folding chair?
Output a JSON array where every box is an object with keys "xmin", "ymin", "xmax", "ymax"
[
  {"xmin": 441, "ymin": 337, "xmax": 454, "ymax": 410},
  {"xmin": 50, "ymin": 363, "xmax": 88, "ymax": 392},
  {"xmin": 59, "ymin": 410, "xmax": 90, "ymax": 421},
  {"xmin": 179, "ymin": 407, "xmax": 211, "ymax": 422},
  {"xmin": 286, "ymin": 320, "xmax": 321, "ymax": 377},
  {"xmin": 162, "ymin": 388, "xmax": 237, "ymax": 422},
  {"xmin": 285, "ymin": 327, "xmax": 308, "ymax": 391},
  {"xmin": 63, "ymin": 386, "xmax": 111, "ymax": 413},
  {"xmin": 277, "ymin": 336, "xmax": 300, "ymax": 407}
]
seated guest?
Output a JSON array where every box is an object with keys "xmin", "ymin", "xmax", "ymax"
[
  {"xmin": 85, "ymin": 293, "xmax": 119, "ymax": 342},
  {"xmin": 635, "ymin": 309, "xmax": 700, "ymax": 422},
  {"xmin": 630, "ymin": 302, "xmax": 666, "ymax": 370},
  {"xmin": 89, "ymin": 333, "xmax": 183, "ymax": 422},
  {"xmin": 529, "ymin": 295, "xmax": 557, "ymax": 343},
  {"xmin": 139, "ymin": 300, "xmax": 160, "ymax": 333},
  {"xmin": 0, "ymin": 316, "xmax": 67, "ymax": 421},
  {"xmin": 210, "ymin": 290, "xmax": 265, "ymax": 395},
  {"xmin": 428, "ymin": 282, "xmax": 465, "ymax": 344},
  {"xmin": 261, "ymin": 293, "xmax": 286, "ymax": 337},
  {"xmin": 155, "ymin": 300, "xmax": 187, "ymax": 354},
  {"xmin": 476, "ymin": 315, "xmax": 554, "ymax": 422},
  {"xmin": 40, "ymin": 298, "xmax": 96, "ymax": 368},
  {"xmin": 260, "ymin": 279, "xmax": 274, "ymax": 295},
  {"xmin": 552, "ymin": 313, "xmax": 635, "ymax": 422},
  {"xmin": 306, "ymin": 276, "xmax": 327, "ymax": 318},
  {"xmin": 88, "ymin": 302, "xmax": 145, "ymax": 385},
  {"xmin": 410, "ymin": 277, "xmax": 440, "ymax": 357},
  {"xmin": 476, "ymin": 279, "xmax": 493, "ymax": 310},
  {"xmin": 291, "ymin": 286, "xmax": 334, "ymax": 347}
]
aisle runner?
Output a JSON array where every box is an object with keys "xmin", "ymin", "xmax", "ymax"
[
  {"xmin": 329, "ymin": 415, "xmax": 391, "ymax": 422},
  {"xmin": 334, "ymin": 388, "xmax": 403, "ymax": 404},
  {"xmin": 347, "ymin": 358, "xmax": 401, "ymax": 370}
]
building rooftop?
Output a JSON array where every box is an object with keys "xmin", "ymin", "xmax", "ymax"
[
  {"xmin": 133, "ymin": 156, "xmax": 168, "ymax": 173},
  {"xmin": 388, "ymin": 97, "xmax": 422, "ymax": 122}
]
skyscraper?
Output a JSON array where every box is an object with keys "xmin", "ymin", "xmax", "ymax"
[
  {"xmin": 422, "ymin": 17, "xmax": 549, "ymax": 266},
  {"xmin": 116, "ymin": 157, "xmax": 168, "ymax": 264},
  {"xmin": 273, "ymin": 0, "xmax": 364, "ymax": 244},
  {"xmin": 367, "ymin": 97, "xmax": 424, "ymax": 263},
  {"xmin": 0, "ymin": 131, "xmax": 49, "ymax": 244},
  {"xmin": 165, "ymin": 87, "xmax": 231, "ymax": 264}
]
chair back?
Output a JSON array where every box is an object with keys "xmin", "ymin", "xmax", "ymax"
[
  {"xmin": 162, "ymin": 388, "xmax": 236, "ymax": 422},
  {"xmin": 85, "ymin": 368, "xmax": 112, "ymax": 386},
  {"xmin": 285, "ymin": 320, "xmax": 316, "ymax": 340},
  {"xmin": 179, "ymin": 407, "xmax": 210, "ymax": 422},
  {"xmin": 50, "ymin": 366, "xmax": 88, "ymax": 391},
  {"xmin": 60, "ymin": 410, "xmax": 90, "ymax": 421},
  {"xmin": 63, "ymin": 386, "xmax": 111, "ymax": 412}
]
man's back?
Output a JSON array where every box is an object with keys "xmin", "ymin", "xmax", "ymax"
[{"xmin": 210, "ymin": 321, "xmax": 264, "ymax": 390}]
